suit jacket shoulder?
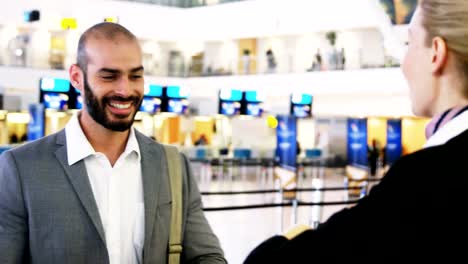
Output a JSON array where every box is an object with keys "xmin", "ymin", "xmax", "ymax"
[{"xmin": 6, "ymin": 130, "xmax": 63, "ymax": 159}]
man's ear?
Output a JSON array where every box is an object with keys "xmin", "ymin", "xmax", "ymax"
[
  {"xmin": 431, "ymin": 36, "xmax": 448, "ymax": 75},
  {"xmin": 69, "ymin": 64, "xmax": 84, "ymax": 93}
]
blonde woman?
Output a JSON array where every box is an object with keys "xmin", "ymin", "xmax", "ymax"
[{"xmin": 245, "ymin": 0, "xmax": 468, "ymax": 262}]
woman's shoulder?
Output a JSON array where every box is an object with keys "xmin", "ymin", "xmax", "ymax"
[{"xmin": 385, "ymin": 130, "xmax": 467, "ymax": 181}]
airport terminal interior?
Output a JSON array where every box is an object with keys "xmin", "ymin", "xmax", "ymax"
[{"xmin": 0, "ymin": 0, "xmax": 426, "ymax": 262}]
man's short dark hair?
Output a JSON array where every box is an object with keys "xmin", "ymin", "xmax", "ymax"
[{"xmin": 76, "ymin": 22, "xmax": 137, "ymax": 72}]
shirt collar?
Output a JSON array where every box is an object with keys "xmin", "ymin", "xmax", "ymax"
[
  {"xmin": 424, "ymin": 110, "xmax": 468, "ymax": 148},
  {"xmin": 123, "ymin": 125, "xmax": 141, "ymax": 162},
  {"xmin": 65, "ymin": 112, "xmax": 141, "ymax": 165}
]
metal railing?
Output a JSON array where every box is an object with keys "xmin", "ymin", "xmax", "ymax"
[{"xmin": 192, "ymin": 155, "xmax": 384, "ymax": 229}]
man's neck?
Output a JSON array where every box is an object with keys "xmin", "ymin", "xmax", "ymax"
[{"xmin": 78, "ymin": 112, "xmax": 130, "ymax": 166}]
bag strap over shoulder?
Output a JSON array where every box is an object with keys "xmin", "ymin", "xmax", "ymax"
[{"xmin": 162, "ymin": 144, "xmax": 183, "ymax": 264}]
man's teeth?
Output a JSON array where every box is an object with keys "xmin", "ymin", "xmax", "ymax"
[{"xmin": 110, "ymin": 102, "xmax": 131, "ymax": 109}]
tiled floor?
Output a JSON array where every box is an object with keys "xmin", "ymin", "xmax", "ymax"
[{"xmin": 192, "ymin": 164, "xmax": 375, "ymax": 263}]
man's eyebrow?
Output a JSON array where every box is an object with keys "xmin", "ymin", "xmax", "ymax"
[
  {"xmin": 98, "ymin": 66, "xmax": 144, "ymax": 74},
  {"xmin": 98, "ymin": 68, "xmax": 120, "ymax": 74},
  {"xmin": 130, "ymin": 66, "xmax": 144, "ymax": 73}
]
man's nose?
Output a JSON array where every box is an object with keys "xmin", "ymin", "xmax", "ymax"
[{"xmin": 114, "ymin": 77, "xmax": 131, "ymax": 97}]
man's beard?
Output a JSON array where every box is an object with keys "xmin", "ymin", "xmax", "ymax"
[{"xmin": 83, "ymin": 73, "xmax": 142, "ymax": 132}]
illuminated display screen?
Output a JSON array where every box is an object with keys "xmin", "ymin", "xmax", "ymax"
[
  {"xmin": 220, "ymin": 101, "xmax": 241, "ymax": 116},
  {"xmin": 76, "ymin": 95, "xmax": 83, "ymax": 109},
  {"xmin": 167, "ymin": 99, "xmax": 189, "ymax": 114},
  {"xmin": 219, "ymin": 88, "xmax": 242, "ymax": 116},
  {"xmin": 145, "ymin": 84, "xmax": 163, "ymax": 97},
  {"xmin": 291, "ymin": 93, "xmax": 313, "ymax": 105},
  {"xmin": 245, "ymin": 90, "xmax": 263, "ymax": 103},
  {"xmin": 246, "ymin": 103, "xmax": 263, "ymax": 117},
  {"xmin": 40, "ymin": 77, "xmax": 70, "ymax": 92},
  {"xmin": 74, "ymin": 88, "xmax": 83, "ymax": 109},
  {"xmin": 140, "ymin": 97, "xmax": 162, "ymax": 114},
  {"xmin": 167, "ymin": 86, "xmax": 189, "ymax": 99},
  {"xmin": 43, "ymin": 93, "xmax": 69, "ymax": 110},
  {"xmin": 291, "ymin": 93, "xmax": 313, "ymax": 118},
  {"xmin": 220, "ymin": 88, "xmax": 242, "ymax": 101},
  {"xmin": 292, "ymin": 105, "xmax": 311, "ymax": 118},
  {"xmin": 24, "ymin": 10, "xmax": 40, "ymax": 22}
]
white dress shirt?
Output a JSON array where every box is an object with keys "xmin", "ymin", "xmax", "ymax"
[
  {"xmin": 65, "ymin": 114, "xmax": 145, "ymax": 264},
  {"xmin": 424, "ymin": 110, "xmax": 468, "ymax": 148}
]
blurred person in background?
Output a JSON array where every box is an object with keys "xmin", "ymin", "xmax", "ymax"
[
  {"xmin": 242, "ymin": 49, "xmax": 251, "ymax": 75},
  {"xmin": 266, "ymin": 49, "xmax": 277, "ymax": 73},
  {"xmin": 367, "ymin": 138, "xmax": 380, "ymax": 177},
  {"xmin": 245, "ymin": 0, "xmax": 468, "ymax": 262}
]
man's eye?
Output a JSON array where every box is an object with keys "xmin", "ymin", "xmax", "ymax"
[
  {"xmin": 131, "ymin": 75, "xmax": 142, "ymax": 80},
  {"xmin": 101, "ymin": 76, "xmax": 116, "ymax": 80}
]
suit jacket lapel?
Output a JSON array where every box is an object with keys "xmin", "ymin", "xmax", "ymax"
[
  {"xmin": 136, "ymin": 131, "xmax": 164, "ymax": 261},
  {"xmin": 54, "ymin": 130, "xmax": 107, "ymax": 246}
]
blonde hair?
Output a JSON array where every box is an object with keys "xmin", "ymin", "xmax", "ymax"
[{"xmin": 421, "ymin": 0, "xmax": 468, "ymax": 92}]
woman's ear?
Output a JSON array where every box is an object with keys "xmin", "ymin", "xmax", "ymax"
[{"xmin": 431, "ymin": 36, "xmax": 448, "ymax": 75}]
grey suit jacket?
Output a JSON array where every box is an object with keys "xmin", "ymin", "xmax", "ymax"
[{"xmin": 0, "ymin": 130, "xmax": 226, "ymax": 264}]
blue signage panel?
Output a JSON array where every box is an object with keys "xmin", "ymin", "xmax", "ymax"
[
  {"xmin": 276, "ymin": 115, "xmax": 297, "ymax": 168},
  {"xmin": 347, "ymin": 118, "xmax": 368, "ymax": 167},
  {"xmin": 28, "ymin": 103, "xmax": 45, "ymax": 141},
  {"xmin": 386, "ymin": 119, "xmax": 402, "ymax": 165}
]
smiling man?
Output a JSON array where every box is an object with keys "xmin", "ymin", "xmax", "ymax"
[{"xmin": 0, "ymin": 22, "xmax": 226, "ymax": 264}]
